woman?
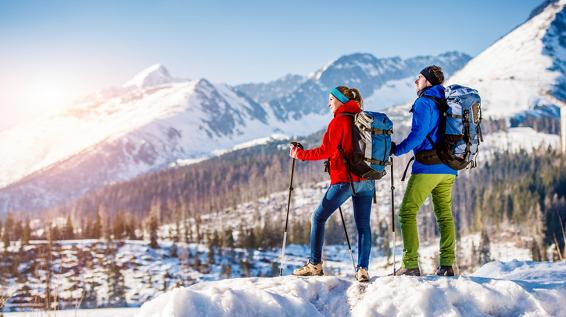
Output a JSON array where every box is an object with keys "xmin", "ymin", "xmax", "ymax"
[{"xmin": 289, "ymin": 86, "xmax": 375, "ymax": 282}]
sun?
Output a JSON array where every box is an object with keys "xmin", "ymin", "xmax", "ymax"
[{"xmin": 27, "ymin": 78, "xmax": 79, "ymax": 115}]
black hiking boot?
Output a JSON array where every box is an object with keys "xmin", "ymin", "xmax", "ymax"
[
  {"xmin": 436, "ymin": 266, "xmax": 455, "ymax": 276},
  {"xmin": 394, "ymin": 267, "xmax": 421, "ymax": 276}
]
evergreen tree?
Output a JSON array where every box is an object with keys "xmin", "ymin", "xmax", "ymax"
[
  {"xmin": 13, "ymin": 220, "xmax": 23, "ymax": 241},
  {"xmin": 106, "ymin": 259, "xmax": 126, "ymax": 307},
  {"xmin": 3, "ymin": 213, "xmax": 14, "ymax": 250},
  {"xmin": 479, "ymin": 229, "xmax": 491, "ymax": 266},
  {"xmin": 126, "ymin": 217, "xmax": 138, "ymax": 240},
  {"xmin": 148, "ymin": 215, "xmax": 159, "ymax": 249},
  {"xmin": 93, "ymin": 210, "xmax": 103, "ymax": 239},
  {"xmin": 64, "ymin": 216, "xmax": 75, "ymax": 240},
  {"xmin": 171, "ymin": 243, "xmax": 178, "ymax": 258},
  {"xmin": 22, "ymin": 219, "xmax": 31, "ymax": 246}
]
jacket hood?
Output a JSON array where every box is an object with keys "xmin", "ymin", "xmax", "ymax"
[
  {"xmin": 421, "ymin": 85, "xmax": 446, "ymax": 99},
  {"xmin": 334, "ymin": 100, "xmax": 362, "ymax": 116}
]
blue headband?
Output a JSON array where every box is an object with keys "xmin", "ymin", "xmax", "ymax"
[{"xmin": 330, "ymin": 88, "xmax": 350, "ymax": 103}]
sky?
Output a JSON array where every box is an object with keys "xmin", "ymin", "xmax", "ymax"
[{"xmin": 0, "ymin": 0, "xmax": 543, "ymax": 131}]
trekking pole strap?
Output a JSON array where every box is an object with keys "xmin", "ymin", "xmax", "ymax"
[{"xmin": 401, "ymin": 156, "xmax": 415, "ymax": 182}]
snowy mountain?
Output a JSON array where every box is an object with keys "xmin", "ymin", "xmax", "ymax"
[
  {"xmin": 447, "ymin": 0, "xmax": 566, "ymax": 118},
  {"xmin": 137, "ymin": 260, "xmax": 566, "ymax": 317},
  {"xmin": 122, "ymin": 63, "xmax": 179, "ymax": 90},
  {"xmin": 0, "ymin": 50, "xmax": 470, "ymax": 214},
  {"xmin": 0, "ymin": 65, "xmax": 323, "ymax": 213},
  {"xmin": 235, "ymin": 74, "xmax": 306, "ymax": 104},
  {"xmin": 269, "ymin": 51, "xmax": 471, "ymax": 121}
]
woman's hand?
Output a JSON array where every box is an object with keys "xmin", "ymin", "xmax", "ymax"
[{"xmin": 290, "ymin": 145, "xmax": 301, "ymax": 159}]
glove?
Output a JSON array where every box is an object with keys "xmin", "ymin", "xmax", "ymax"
[
  {"xmin": 290, "ymin": 145, "xmax": 301, "ymax": 159},
  {"xmin": 390, "ymin": 142, "xmax": 397, "ymax": 156}
]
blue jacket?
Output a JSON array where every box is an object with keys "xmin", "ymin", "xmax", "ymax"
[{"xmin": 393, "ymin": 85, "xmax": 457, "ymax": 176}]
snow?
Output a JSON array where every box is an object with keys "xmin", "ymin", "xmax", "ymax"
[
  {"xmin": 481, "ymin": 127, "xmax": 560, "ymax": 154},
  {"xmin": 447, "ymin": 0, "xmax": 566, "ymax": 118},
  {"xmin": 364, "ymin": 77, "xmax": 416, "ymax": 109},
  {"xmin": 137, "ymin": 261, "xmax": 566, "ymax": 317},
  {"xmin": 3, "ymin": 307, "xmax": 139, "ymax": 317},
  {"xmin": 122, "ymin": 64, "xmax": 177, "ymax": 90},
  {"xmin": 212, "ymin": 134, "xmax": 289, "ymax": 156}
]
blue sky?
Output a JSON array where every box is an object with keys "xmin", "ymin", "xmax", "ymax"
[{"xmin": 0, "ymin": 0, "xmax": 542, "ymax": 129}]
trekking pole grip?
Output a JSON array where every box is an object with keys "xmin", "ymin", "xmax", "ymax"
[{"xmin": 290, "ymin": 141, "xmax": 304, "ymax": 150}]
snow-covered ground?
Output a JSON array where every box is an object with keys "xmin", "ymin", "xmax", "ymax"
[
  {"xmin": 480, "ymin": 127, "xmax": 560, "ymax": 155},
  {"xmin": 3, "ymin": 307, "xmax": 139, "ymax": 317},
  {"xmin": 136, "ymin": 260, "xmax": 566, "ymax": 317}
]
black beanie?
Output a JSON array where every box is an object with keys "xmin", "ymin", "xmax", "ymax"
[{"xmin": 420, "ymin": 66, "xmax": 443, "ymax": 86}]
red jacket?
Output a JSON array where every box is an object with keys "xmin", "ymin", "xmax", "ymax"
[{"xmin": 296, "ymin": 100, "xmax": 364, "ymax": 184}]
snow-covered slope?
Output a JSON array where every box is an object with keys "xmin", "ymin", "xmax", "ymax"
[
  {"xmin": 481, "ymin": 127, "xmax": 560, "ymax": 153},
  {"xmin": 0, "ymin": 65, "xmax": 329, "ymax": 213},
  {"xmin": 448, "ymin": 0, "xmax": 566, "ymax": 118},
  {"xmin": 137, "ymin": 260, "xmax": 566, "ymax": 317}
]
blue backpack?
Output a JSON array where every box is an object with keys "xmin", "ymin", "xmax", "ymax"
[
  {"xmin": 416, "ymin": 84, "xmax": 483, "ymax": 170},
  {"xmin": 339, "ymin": 111, "xmax": 394, "ymax": 180}
]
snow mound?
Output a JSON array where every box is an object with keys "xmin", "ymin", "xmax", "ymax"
[{"xmin": 137, "ymin": 261, "xmax": 566, "ymax": 317}]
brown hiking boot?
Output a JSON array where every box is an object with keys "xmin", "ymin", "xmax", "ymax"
[
  {"xmin": 356, "ymin": 267, "xmax": 369, "ymax": 282},
  {"xmin": 436, "ymin": 266, "xmax": 455, "ymax": 276},
  {"xmin": 293, "ymin": 262, "xmax": 324, "ymax": 276},
  {"xmin": 394, "ymin": 267, "xmax": 421, "ymax": 276}
]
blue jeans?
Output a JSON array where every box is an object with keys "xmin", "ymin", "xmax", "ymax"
[{"xmin": 309, "ymin": 180, "xmax": 375, "ymax": 269}]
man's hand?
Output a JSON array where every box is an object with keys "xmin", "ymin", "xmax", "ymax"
[{"xmin": 390, "ymin": 142, "xmax": 397, "ymax": 156}]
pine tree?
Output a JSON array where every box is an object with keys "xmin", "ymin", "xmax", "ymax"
[
  {"xmin": 479, "ymin": 229, "xmax": 491, "ymax": 266},
  {"xmin": 64, "ymin": 216, "xmax": 75, "ymax": 240},
  {"xmin": 106, "ymin": 258, "xmax": 126, "ymax": 307},
  {"xmin": 3, "ymin": 213, "xmax": 14, "ymax": 250},
  {"xmin": 22, "ymin": 219, "xmax": 31, "ymax": 246},
  {"xmin": 13, "ymin": 220, "xmax": 23, "ymax": 241},
  {"xmin": 112, "ymin": 213, "xmax": 126, "ymax": 240},
  {"xmin": 148, "ymin": 215, "xmax": 159, "ymax": 249},
  {"xmin": 171, "ymin": 243, "xmax": 178, "ymax": 258},
  {"xmin": 126, "ymin": 217, "xmax": 138, "ymax": 240},
  {"xmin": 184, "ymin": 220, "xmax": 192, "ymax": 244},
  {"xmin": 93, "ymin": 210, "xmax": 103, "ymax": 239}
]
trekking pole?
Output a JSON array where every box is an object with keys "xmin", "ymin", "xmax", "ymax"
[
  {"xmin": 338, "ymin": 206, "xmax": 357, "ymax": 274},
  {"xmin": 280, "ymin": 142, "xmax": 302, "ymax": 276},
  {"xmin": 390, "ymin": 157, "xmax": 396, "ymax": 276}
]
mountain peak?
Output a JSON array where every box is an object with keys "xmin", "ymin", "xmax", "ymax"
[
  {"xmin": 123, "ymin": 63, "xmax": 175, "ymax": 89},
  {"xmin": 528, "ymin": 0, "xmax": 560, "ymax": 20}
]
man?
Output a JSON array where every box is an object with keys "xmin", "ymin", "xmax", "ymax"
[{"xmin": 391, "ymin": 65, "xmax": 456, "ymax": 276}]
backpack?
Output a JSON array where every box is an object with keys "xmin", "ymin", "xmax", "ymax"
[
  {"xmin": 416, "ymin": 84, "xmax": 483, "ymax": 170},
  {"xmin": 338, "ymin": 111, "xmax": 394, "ymax": 180}
]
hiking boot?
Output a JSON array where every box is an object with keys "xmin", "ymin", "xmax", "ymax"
[
  {"xmin": 356, "ymin": 267, "xmax": 369, "ymax": 282},
  {"xmin": 293, "ymin": 262, "xmax": 323, "ymax": 276},
  {"xmin": 436, "ymin": 265, "xmax": 455, "ymax": 276},
  {"xmin": 394, "ymin": 267, "xmax": 421, "ymax": 276}
]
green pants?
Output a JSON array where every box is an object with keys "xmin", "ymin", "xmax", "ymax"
[{"xmin": 399, "ymin": 174, "xmax": 456, "ymax": 269}]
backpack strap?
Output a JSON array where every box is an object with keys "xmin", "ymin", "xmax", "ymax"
[
  {"xmin": 412, "ymin": 95, "xmax": 448, "ymax": 165},
  {"xmin": 337, "ymin": 143, "xmax": 357, "ymax": 196},
  {"xmin": 365, "ymin": 158, "xmax": 391, "ymax": 166}
]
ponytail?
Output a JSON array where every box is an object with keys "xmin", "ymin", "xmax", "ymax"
[
  {"xmin": 350, "ymin": 88, "xmax": 363, "ymax": 108},
  {"xmin": 335, "ymin": 86, "xmax": 364, "ymax": 108}
]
